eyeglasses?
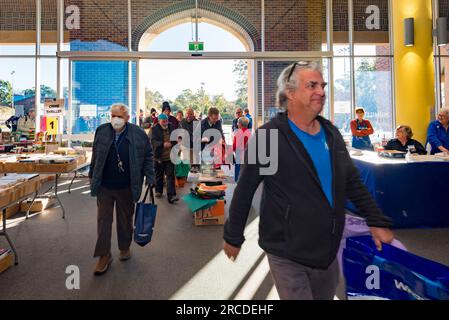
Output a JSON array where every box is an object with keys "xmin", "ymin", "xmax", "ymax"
[{"xmin": 287, "ymin": 61, "xmax": 312, "ymax": 82}]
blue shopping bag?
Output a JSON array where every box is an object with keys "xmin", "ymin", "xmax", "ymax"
[
  {"xmin": 134, "ymin": 186, "xmax": 157, "ymax": 247},
  {"xmin": 343, "ymin": 236, "xmax": 449, "ymax": 300}
]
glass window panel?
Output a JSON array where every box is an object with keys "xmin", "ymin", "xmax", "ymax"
[
  {"xmin": 265, "ymin": 0, "xmax": 327, "ymax": 52},
  {"xmin": 333, "ymin": 57, "xmax": 352, "ymax": 136},
  {"xmin": 64, "ymin": 0, "xmax": 128, "ymax": 52},
  {"xmin": 0, "ymin": 58, "xmax": 36, "ymax": 131},
  {"xmin": 354, "ymin": 57, "xmax": 393, "ymax": 141},
  {"xmin": 40, "ymin": 58, "xmax": 57, "ymax": 101},
  {"xmin": 322, "ymin": 58, "xmax": 330, "ymax": 120},
  {"xmin": 353, "ymin": 0, "xmax": 390, "ymax": 56},
  {"xmin": 71, "ymin": 60, "xmax": 132, "ymax": 134},
  {"xmin": 440, "ymin": 58, "xmax": 449, "ymax": 109},
  {"xmin": 0, "ymin": 0, "xmax": 36, "ymax": 55}
]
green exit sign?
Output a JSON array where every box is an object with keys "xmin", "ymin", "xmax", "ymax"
[{"xmin": 189, "ymin": 42, "xmax": 204, "ymax": 51}]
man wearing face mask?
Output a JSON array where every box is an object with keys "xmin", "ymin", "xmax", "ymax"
[
  {"xmin": 151, "ymin": 114, "xmax": 179, "ymax": 204},
  {"xmin": 89, "ymin": 103, "xmax": 154, "ymax": 276}
]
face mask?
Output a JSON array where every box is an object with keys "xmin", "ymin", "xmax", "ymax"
[{"xmin": 111, "ymin": 117, "xmax": 126, "ymax": 130}]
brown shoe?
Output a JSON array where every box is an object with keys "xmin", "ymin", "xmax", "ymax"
[
  {"xmin": 119, "ymin": 249, "xmax": 131, "ymax": 261},
  {"xmin": 94, "ymin": 253, "xmax": 112, "ymax": 276}
]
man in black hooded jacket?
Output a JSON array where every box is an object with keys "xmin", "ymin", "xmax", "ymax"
[{"xmin": 223, "ymin": 61, "xmax": 394, "ymax": 300}]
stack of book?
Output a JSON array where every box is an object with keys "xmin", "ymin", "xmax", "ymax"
[{"xmin": 0, "ymin": 248, "xmax": 13, "ymax": 273}]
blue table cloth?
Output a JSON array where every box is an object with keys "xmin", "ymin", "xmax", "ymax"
[{"xmin": 347, "ymin": 155, "xmax": 449, "ymax": 229}]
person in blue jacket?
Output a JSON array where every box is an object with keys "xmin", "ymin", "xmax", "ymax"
[
  {"xmin": 244, "ymin": 108, "xmax": 253, "ymax": 130},
  {"xmin": 427, "ymin": 107, "xmax": 449, "ymax": 155}
]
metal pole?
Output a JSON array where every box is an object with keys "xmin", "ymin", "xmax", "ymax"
[
  {"xmin": 57, "ymin": 0, "xmax": 63, "ymax": 98},
  {"xmin": 433, "ymin": 0, "xmax": 442, "ymax": 113},
  {"xmin": 327, "ymin": 0, "xmax": 334, "ymax": 122},
  {"xmin": 11, "ymin": 71, "xmax": 15, "ymax": 110},
  {"xmin": 388, "ymin": 0, "xmax": 397, "ymax": 133},
  {"xmin": 54, "ymin": 174, "xmax": 66, "ymax": 219},
  {"xmin": 2, "ymin": 209, "xmax": 19, "ymax": 265},
  {"xmin": 261, "ymin": 0, "xmax": 265, "ymax": 125},
  {"xmin": 348, "ymin": 0, "xmax": 355, "ymax": 120},
  {"xmin": 36, "ymin": 0, "xmax": 42, "ymax": 132},
  {"xmin": 195, "ymin": 0, "xmax": 199, "ymax": 43},
  {"xmin": 128, "ymin": 0, "xmax": 132, "ymax": 52}
]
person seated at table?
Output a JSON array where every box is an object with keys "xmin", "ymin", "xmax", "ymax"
[
  {"xmin": 427, "ymin": 107, "xmax": 449, "ymax": 155},
  {"xmin": 350, "ymin": 107, "xmax": 374, "ymax": 150},
  {"xmin": 17, "ymin": 108, "xmax": 36, "ymax": 140},
  {"xmin": 385, "ymin": 125, "xmax": 426, "ymax": 155}
]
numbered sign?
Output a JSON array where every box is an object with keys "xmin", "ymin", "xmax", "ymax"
[{"xmin": 46, "ymin": 117, "xmax": 59, "ymax": 134}]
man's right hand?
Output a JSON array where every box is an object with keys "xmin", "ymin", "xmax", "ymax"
[
  {"xmin": 164, "ymin": 142, "xmax": 172, "ymax": 148},
  {"xmin": 223, "ymin": 242, "xmax": 241, "ymax": 262}
]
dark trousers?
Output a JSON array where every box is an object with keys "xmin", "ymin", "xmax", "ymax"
[
  {"xmin": 267, "ymin": 253, "xmax": 339, "ymax": 300},
  {"xmin": 155, "ymin": 160, "xmax": 176, "ymax": 197},
  {"xmin": 94, "ymin": 186, "xmax": 134, "ymax": 257}
]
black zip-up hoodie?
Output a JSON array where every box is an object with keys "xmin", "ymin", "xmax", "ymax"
[{"xmin": 223, "ymin": 112, "xmax": 393, "ymax": 269}]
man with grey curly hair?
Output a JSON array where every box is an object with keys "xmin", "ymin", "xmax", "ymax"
[{"xmin": 224, "ymin": 61, "xmax": 394, "ymax": 300}]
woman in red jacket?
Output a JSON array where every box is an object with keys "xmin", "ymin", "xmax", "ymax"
[
  {"xmin": 233, "ymin": 116, "xmax": 251, "ymax": 182},
  {"xmin": 350, "ymin": 107, "xmax": 374, "ymax": 150}
]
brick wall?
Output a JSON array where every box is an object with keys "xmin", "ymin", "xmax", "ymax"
[{"xmin": 0, "ymin": 0, "xmax": 36, "ymax": 31}]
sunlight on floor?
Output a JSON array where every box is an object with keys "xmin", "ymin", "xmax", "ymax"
[{"xmin": 169, "ymin": 216, "xmax": 279, "ymax": 300}]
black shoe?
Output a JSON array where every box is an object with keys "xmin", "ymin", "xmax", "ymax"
[
  {"xmin": 168, "ymin": 196, "xmax": 179, "ymax": 204},
  {"xmin": 155, "ymin": 192, "xmax": 163, "ymax": 198}
]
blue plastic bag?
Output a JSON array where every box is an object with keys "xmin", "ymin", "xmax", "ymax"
[
  {"xmin": 343, "ymin": 236, "xmax": 449, "ymax": 300},
  {"xmin": 134, "ymin": 186, "xmax": 157, "ymax": 247}
]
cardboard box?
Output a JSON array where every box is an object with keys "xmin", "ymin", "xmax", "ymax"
[
  {"xmin": 0, "ymin": 203, "xmax": 20, "ymax": 220},
  {"xmin": 194, "ymin": 214, "xmax": 225, "ymax": 226},
  {"xmin": 194, "ymin": 200, "xmax": 225, "ymax": 226},
  {"xmin": 0, "ymin": 189, "xmax": 12, "ymax": 209},
  {"xmin": 208, "ymin": 200, "xmax": 225, "ymax": 217},
  {"xmin": 175, "ymin": 177, "xmax": 187, "ymax": 188},
  {"xmin": 23, "ymin": 178, "xmax": 41, "ymax": 196},
  {"xmin": 20, "ymin": 199, "xmax": 51, "ymax": 213},
  {"xmin": 0, "ymin": 252, "xmax": 13, "ymax": 274}
]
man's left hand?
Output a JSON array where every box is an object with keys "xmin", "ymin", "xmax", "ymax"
[{"xmin": 369, "ymin": 227, "xmax": 394, "ymax": 251}]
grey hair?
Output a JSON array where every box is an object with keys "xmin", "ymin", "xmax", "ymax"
[
  {"xmin": 110, "ymin": 103, "xmax": 129, "ymax": 116},
  {"xmin": 438, "ymin": 107, "xmax": 449, "ymax": 117},
  {"xmin": 238, "ymin": 116, "xmax": 250, "ymax": 128},
  {"xmin": 275, "ymin": 61, "xmax": 323, "ymax": 109},
  {"xmin": 396, "ymin": 125, "xmax": 413, "ymax": 139}
]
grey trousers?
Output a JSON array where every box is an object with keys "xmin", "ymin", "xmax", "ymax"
[
  {"xmin": 94, "ymin": 186, "xmax": 135, "ymax": 257},
  {"xmin": 267, "ymin": 253, "xmax": 339, "ymax": 300}
]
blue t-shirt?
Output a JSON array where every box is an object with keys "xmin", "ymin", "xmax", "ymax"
[{"xmin": 288, "ymin": 119, "xmax": 333, "ymax": 207}]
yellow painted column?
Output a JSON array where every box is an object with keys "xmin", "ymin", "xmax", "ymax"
[{"xmin": 393, "ymin": 0, "xmax": 435, "ymax": 144}]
